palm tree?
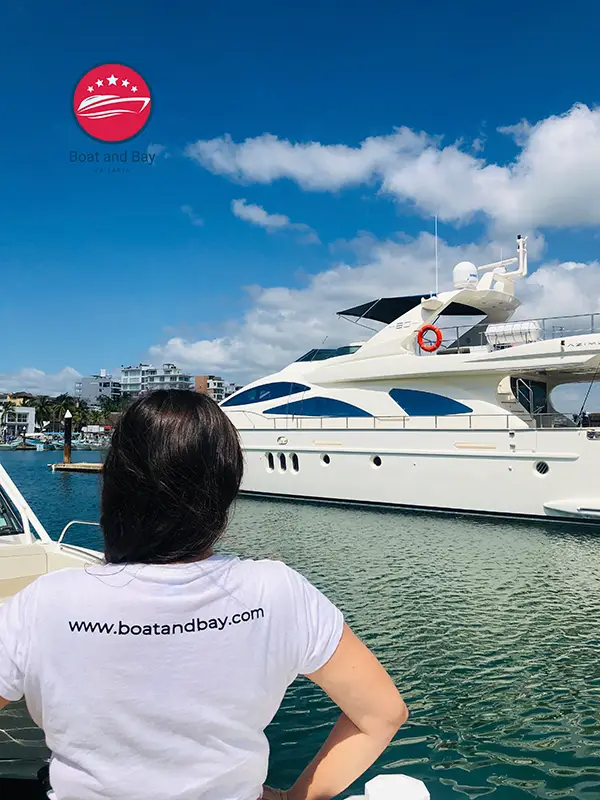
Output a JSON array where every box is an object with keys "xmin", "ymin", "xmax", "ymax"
[
  {"xmin": 89, "ymin": 409, "xmax": 104, "ymax": 426},
  {"xmin": 1, "ymin": 401, "xmax": 15, "ymax": 441},
  {"xmin": 31, "ymin": 396, "xmax": 54, "ymax": 431},
  {"xmin": 72, "ymin": 400, "xmax": 91, "ymax": 432},
  {"xmin": 50, "ymin": 394, "xmax": 76, "ymax": 430}
]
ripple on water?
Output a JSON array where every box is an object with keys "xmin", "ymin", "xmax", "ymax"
[
  {"xmin": 225, "ymin": 499, "xmax": 600, "ymax": 799},
  {"xmin": 2, "ymin": 453, "xmax": 600, "ymax": 798}
]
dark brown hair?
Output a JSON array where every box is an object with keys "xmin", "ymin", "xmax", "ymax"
[{"xmin": 101, "ymin": 390, "xmax": 243, "ymax": 564}]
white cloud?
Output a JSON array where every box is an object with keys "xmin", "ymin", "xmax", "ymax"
[
  {"xmin": 181, "ymin": 204, "xmax": 204, "ymax": 227},
  {"xmin": 0, "ymin": 367, "xmax": 81, "ymax": 396},
  {"xmin": 149, "ymin": 232, "xmax": 600, "ymax": 385},
  {"xmin": 231, "ymin": 198, "xmax": 319, "ymax": 243},
  {"xmin": 518, "ymin": 259, "xmax": 600, "ymax": 320},
  {"xmin": 186, "ymin": 104, "xmax": 600, "ymax": 230},
  {"xmin": 186, "ymin": 129, "xmax": 428, "ymax": 190}
]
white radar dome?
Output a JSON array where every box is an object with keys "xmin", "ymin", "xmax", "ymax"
[{"xmin": 453, "ymin": 261, "xmax": 478, "ymax": 289}]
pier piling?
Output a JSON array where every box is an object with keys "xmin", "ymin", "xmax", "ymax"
[{"xmin": 63, "ymin": 410, "xmax": 72, "ymax": 464}]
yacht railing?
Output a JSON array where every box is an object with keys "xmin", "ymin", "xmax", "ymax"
[
  {"xmin": 58, "ymin": 520, "xmax": 102, "ymax": 545},
  {"xmin": 418, "ymin": 312, "xmax": 600, "ymax": 355},
  {"xmin": 228, "ymin": 410, "xmax": 586, "ymax": 431}
]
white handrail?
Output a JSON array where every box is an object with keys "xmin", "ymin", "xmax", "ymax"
[
  {"xmin": 226, "ymin": 411, "xmax": 577, "ymax": 431},
  {"xmin": 58, "ymin": 520, "xmax": 102, "ymax": 545},
  {"xmin": 436, "ymin": 311, "xmax": 600, "ymax": 346}
]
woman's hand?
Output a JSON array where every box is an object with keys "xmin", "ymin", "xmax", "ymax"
[{"xmin": 262, "ymin": 787, "xmax": 288, "ymax": 800}]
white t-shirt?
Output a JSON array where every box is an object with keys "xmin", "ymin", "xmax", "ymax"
[{"xmin": 0, "ymin": 555, "xmax": 344, "ymax": 800}]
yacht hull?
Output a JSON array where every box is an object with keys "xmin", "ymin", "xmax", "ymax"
[{"xmin": 236, "ymin": 426, "xmax": 600, "ymax": 523}]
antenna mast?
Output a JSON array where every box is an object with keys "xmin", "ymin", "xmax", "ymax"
[{"xmin": 434, "ymin": 216, "xmax": 439, "ymax": 296}]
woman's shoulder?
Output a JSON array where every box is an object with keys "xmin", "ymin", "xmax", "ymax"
[
  {"xmin": 232, "ymin": 557, "xmax": 319, "ymax": 600},
  {"xmin": 234, "ymin": 556, "xmax": 295, "ymax": 580},
  {"xmin": 28, "ymin": 566, "xmax": 97, "ymax": 595}
]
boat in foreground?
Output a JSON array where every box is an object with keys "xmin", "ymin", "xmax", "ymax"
[
  {"xmin": 0, "ymin": 463, "xmax": 102, "ymax": 605},
  {"xmin": 224, "ymin": 236, "xmax": 600, "ymax": 523}
]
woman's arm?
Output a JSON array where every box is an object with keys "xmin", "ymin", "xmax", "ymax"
[
  {"xmin": 284, "ymin": 623, "xmax": 408, "ymax": 800},
  {"xmin": 0, "ymin": 698, "xmax": 9, "ymax": 712}
]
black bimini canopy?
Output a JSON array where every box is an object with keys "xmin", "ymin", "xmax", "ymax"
[{"xmin": 338, "ymin": 295, "xmax": 485, "ymax": 325}]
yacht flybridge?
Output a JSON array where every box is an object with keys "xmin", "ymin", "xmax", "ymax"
[{"xmin": 223, "ymin": 236, "xmax": 600, "ymax": 522}]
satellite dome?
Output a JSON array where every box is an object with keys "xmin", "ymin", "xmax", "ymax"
[{"xmin": 453, "ymin": 261, "xmax": 478, "ymax": 289}]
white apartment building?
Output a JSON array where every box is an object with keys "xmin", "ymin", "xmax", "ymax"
[
  {"xmin": 224, "ymin": 381, "xmax": 243, "ymax": 399},
  {"xmin": 121, "ymin": 363, "xmax": 193, "ymax": 397},
  {"xmin": 2, "ymin": 407, "xmax": 36, "ymax": 437}
]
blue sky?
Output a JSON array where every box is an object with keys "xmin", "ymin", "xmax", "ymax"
[{"xmin": 1, "ymin": 0, "xmax": 599, "ymax": 392}]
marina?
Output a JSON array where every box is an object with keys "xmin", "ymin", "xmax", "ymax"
[
  {"xmin": 3, "ymin": 1, "xmax": 599, "ymax": 797},
  {"xmin": 1, "ymin": 450, "xmax": 600, "ymax": 798}
]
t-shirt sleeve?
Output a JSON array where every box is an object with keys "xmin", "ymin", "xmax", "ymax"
[
  {"xmin": 0, "ymin": 582, "xmax": 37, "ymax": 702},
  {"xmin": 282, "ymin": 565, "xmax": 344, "ymax": 676}
]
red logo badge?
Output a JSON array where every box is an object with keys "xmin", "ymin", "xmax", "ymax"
[{"xmin": 73, "ymin": 64, "xmax": 151, "ymax": 143}]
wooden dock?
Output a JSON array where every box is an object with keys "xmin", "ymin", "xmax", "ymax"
[{"xmin": 50, "ymin": 462, "xmax": 103, "ymax": 473}]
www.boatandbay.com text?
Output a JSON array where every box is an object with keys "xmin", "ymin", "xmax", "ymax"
[{"xmin": 68, "ymin": 609, "xmax": 265, "ymax": 636}]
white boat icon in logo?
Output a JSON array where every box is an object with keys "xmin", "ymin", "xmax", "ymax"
[{"xmin": 76, "ymin": 94, "xmax": 151, "ymax": 120}]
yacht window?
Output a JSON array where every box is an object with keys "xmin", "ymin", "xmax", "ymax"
[
  {"xmin": 264, "ymin": 397, "xmax": 372, "ymax": 417},
  {"xmin": 295, "ymin": 345, "xmax": 362, "ymax": 362},
  {"xmin": 389, "ymin": 389, "xmax": 472, "ymax": 416},
  {"xmin": 222, "ymin": 382, "xmax": 310, "ymax": 407},
  {"xmin": 0, "ymin": 492, "xmax": 22, "ymax": 536},
  {"xmin": 295, "ymin": 349, "xmax": 338, "ymax": 362}
]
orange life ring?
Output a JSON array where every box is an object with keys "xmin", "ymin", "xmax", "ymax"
[{"xmin": 417, "ymin": 324, "xmax": 443, "ymax": 352}]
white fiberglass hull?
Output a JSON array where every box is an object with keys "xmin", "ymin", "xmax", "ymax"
[{"xmin": 236, "ymin": 427, "xmax": 600, "ymax": 522}]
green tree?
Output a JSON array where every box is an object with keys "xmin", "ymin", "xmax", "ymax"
[
  {"xmin": 31, "ymin": 396, "xmax": 54, "ymax": 431},
  {"xmin": 49, "ymin": 394, "xmax": 77, "ymax": 431},
  {"xmin": 72, "ymin": 400, "xmax": 91, "ymax": 432},
  {"xmin": 89, "ymin": 409, "xmax": 104, "ymax": 426},
  {"xmin": 1, "ymin": 401, "xmax": 15, "ymax": 439}
]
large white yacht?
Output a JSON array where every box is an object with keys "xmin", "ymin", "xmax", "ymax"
[{"xmin": 223, "ymin": 236, "xmax": 600, "ymax": 522}]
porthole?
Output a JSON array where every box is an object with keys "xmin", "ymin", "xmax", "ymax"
[
  {"xmin": 291, "ymin": 453, "xmax": 299, "ymax": 473},
  {"xmin": 321, "ymin": 453, "xmax": 331, "ymax": 466},
  {"xmin": 371, "ymin": 455, "xmax": 382, "ymax": 468},
  {"xmin": 266, "ymin": 452, "xmax": 274, "ymax": 472},
  {"xmin": 535, "ymin": 461, "xmax": 549, "ymax": 475},
  {"xmin": 278, "ymin": 453, "xmax": 287, "ymax": 472}
]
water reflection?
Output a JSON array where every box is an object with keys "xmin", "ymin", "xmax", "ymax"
[{"xmin": 226, "ymin": 499, "xmax": 600, "ymax": 799}]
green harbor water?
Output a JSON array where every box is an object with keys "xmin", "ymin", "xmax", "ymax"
[{"xmin": 2, "ymin": 451, "xmax": 600, "ymax": 798}]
